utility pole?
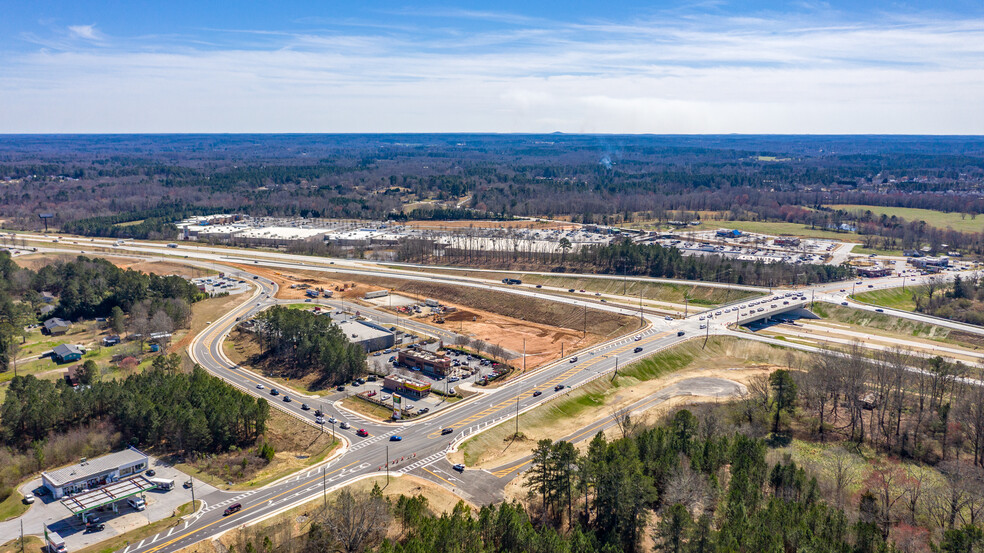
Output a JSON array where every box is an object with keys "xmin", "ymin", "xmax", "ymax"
[
  {"xmin": 561, "ymin": 342, "xmax": 564, "ymax": 359},
  {"xmin": 684, "ymin": 297, "xmax": 689, "ymax": 318},
  {"xmin": 515, "ymin": 395, "xmax": 519, "ymax": 436},
  {"xmin": 190, "ymin": 478, "xmax": 196, "ymax": 510},
  {"xmin": 323, "ymin": 467, "xmax": 327, "ymax": 507},
  {"xmin": 583, "ymin": 304, "xmax": 587, "ymax": 338},
  {"xmin": 522, "ymin": 339, "xmax": 526, "ymax": 372},
  {"xmin": 386, "ymin": 445, "xmax": 390, "ymax": 483},
  {"xmin": 639, "ymin": 288, "xmax": 644, "ymax": 325}
]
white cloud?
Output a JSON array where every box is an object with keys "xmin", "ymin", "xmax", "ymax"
[
  {"xmin": 67, "ymin": 24, "xmax": 104, "ymax": 41},
  {"xmin": 1, "ymin": 13, "xmax": 982, "ymax": 133}
]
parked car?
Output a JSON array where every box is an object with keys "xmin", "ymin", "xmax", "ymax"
[{"xmin": 146, "ymin": 469, "xmax": 156, "ymax": 477}]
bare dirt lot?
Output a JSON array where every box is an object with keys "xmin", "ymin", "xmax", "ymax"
[{"xmin": 234, "ymin": 265, "xmax": 640, "ymax": 369}]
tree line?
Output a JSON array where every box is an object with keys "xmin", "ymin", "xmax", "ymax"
[
  {"xmin": 253, "ymin": 306, "xmax": 367, "ymax": 387},
  {"xmin": 0, "ymin": 356, "xmax": 269, "ymax": 454}
]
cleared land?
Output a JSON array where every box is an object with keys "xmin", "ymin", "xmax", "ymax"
[
  {"xmin": 454, "ymin": 337, "xmax": 803, "ymax": 469},
  {"xmin": 829, "ymin": 204, "xmax": 984, "ymax": 233},
  {"xmin": 809, "ymin": 303, "xmax": 984, "ymax": 350}
]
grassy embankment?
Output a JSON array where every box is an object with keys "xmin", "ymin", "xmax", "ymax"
[
  {"xmin": 71, "ymin": 501, "xmax": 200, "ymax": 553},
  {"xmin": 851, "ymin": 285, "xmax": 929, "ymax": 312},
  {"xmin": 811, "ymin": 302, "xmax": 984, "ymax": 350},
  {"xmin": 457, "ymin": 337, "xmax": 804, "ymax": 467}
]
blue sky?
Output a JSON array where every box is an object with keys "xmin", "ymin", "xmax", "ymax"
[{"xmin": 1, "ymin": 1, "xmax": 982, "ymax": 133}]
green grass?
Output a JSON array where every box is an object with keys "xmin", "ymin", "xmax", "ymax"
[
  {"xmin": 811, "ymin": 302, "xmax": 984, "ymax": 350},
  {"xmin": 850, "ymin": 285, "xmax": 928, "ymax": 311},
  {"xmin": 829, "ymin": 204, "xmax": 984, "ymax": 234},
  {"xmin": 850, "ymin": 245, "xmax": 905, "ymax": 257},
  {"xmin": 707, "ymin": 220, "xmax": 854, "ymax": 240},
  {"xmin": 0, "ymin": 490, "xmax": 28, "ymax": 522}
]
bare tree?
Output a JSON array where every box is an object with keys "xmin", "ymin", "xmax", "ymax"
[
  {"xmin": 609, "ymin": 405, "xmax": 637, "ymax": 439},
  {"xmin": 662, "ymin": 456, "xmax": 712, "ymax": 517},
  {"xmin": 309, "ymin": 487, "xmax": 390, "ymax": 553}
]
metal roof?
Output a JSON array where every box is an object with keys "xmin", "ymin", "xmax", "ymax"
[
  {"xmin": 60, "ymin": 476, "xmax": 156, "ymax": 515},
  {"xmin": 43, "ymin": 448, "xmax": 148, "ymax": 488},
  {"xmin": 52, "ymin": 344, "xmax": 82, "ymax": 358}
]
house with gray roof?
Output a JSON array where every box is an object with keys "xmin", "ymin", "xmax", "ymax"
[
  {"xmin": 52, "ymin": 343, "xmax": 83, "ymax": 363},
  {"xmin": 44, "ymin": 317, "xmax": 71, "ymax": 335}
]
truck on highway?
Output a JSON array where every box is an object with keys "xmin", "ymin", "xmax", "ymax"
[
  {"xmin": 166, "ymin": 243, "xmax": 178, "ymax": 248},
  {"xmin": 501, "ymin": 278, "xmax": 522, "ymax": 285},
  {"xmin": 150, "ymin": 477, "xmax": 174, "ymax": 491}
]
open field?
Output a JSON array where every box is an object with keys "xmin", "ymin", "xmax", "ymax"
[
  {"xmin": 0, "ymin": 489, "xmax": 28, "ymax": 522},
  {"xmin": 0, "ymin": 536, "xmax": 44, "ymax": 553},
  {"xmin": 13, "ymin": 253, "xmax": 143, "ymax": 271},
  {"xmin": 454, "ymin": 337, "xmax": 802, "ymax": 469},
  {"xmin": 388, "ymin": 266, "xmax": 758, "ymax": 307},
  {"xmin": 851, "ymin": 285, "xmax": 928, "ymax": 311},
  {"xmin": 174, "ymin": 408, "xmax": 339, "ymax": 491},
  {"xmin": 829, "ymin": 204, "xmax": 984, "ymax": 233}
]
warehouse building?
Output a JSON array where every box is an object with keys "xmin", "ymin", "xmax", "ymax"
[
  {"xmin": 338, "ymin": 320, "xmax": 394, "ymax": 352},
  {"xmin": 42, "ymin": 447, "xmax": 149, "ymax": 499}
]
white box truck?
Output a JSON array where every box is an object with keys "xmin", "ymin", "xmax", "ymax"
[
  {"xmin": 150, "ymin": 477, "xmax": 174, "ymax": 491},
  {"xmin": 46, "ymin": 530, "xmax": 67, "ymax": 553},
  {"xmin": 127, "ymin": 496, "xmax": 146, "ymax": 511}
]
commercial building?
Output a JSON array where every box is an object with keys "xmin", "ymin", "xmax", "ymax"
[
  {"xmin": 383, "ymin": 374, "xmax": 431, "ymax": 399},
  {"xmin": 397, "ymin": 348, "xmax": 452, "ymax": 376},
  {"xmin": 856, "ymin": 267, "xmax": 893, "ymax": 278},
  {"xmin": 42, "ymin": 447, "xmax": 149, "ymax": 499},
  {"xmin": 44, "ymin": 317, "xmax": 71, "ymax": 335},
  {"xmin": 716, "ymin": 229, "xmax": 742, "ymax": 238},
  {"xmin": 52, "ymin": 343, "xmax": 83, "ymax": 363},
  {"xmin": 908, "ymin": 256, "xmax": 949, "ymax": 270},
  {"xmin": 338, "ymin": 320, "xmax": 394, "ymax": 352},
  {"xmin": 773, "ymin": 237, "xmax": 801, "ymax": 247}
]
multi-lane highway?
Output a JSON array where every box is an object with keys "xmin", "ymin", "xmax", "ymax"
[{"xmin": 10, "ymin": 233, "xmax": 983, "ymax": 553}]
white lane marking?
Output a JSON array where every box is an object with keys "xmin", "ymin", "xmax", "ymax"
[{"xmin": 123, "ymin": 547, "xmax": 131, "ymax": 553}]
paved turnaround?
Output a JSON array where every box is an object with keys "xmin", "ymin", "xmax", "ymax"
[{"xmin": 14, "ymin": 235, "xmax": 984, "ymax": 553}]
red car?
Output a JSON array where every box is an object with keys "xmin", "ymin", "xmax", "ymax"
[{"xmin": 356, "ymin": 429, "xmax": 369, "ymax": 437}]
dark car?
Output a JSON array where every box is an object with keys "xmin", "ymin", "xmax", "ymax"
[
  {"xmin": 283, "ymin": 395, "xmax": 291, "ymax": 402},
  {"xmin": 633, "ymin": 346, "xmax": 643, "ymax": 353},
  {"xmin": 841, "ymin": 302, "xmax": 849, "ymax": 306},
  {"xmin": 367, "ymin": 375, "xmax": 377, "ymax": 382},
  {"xmin": 223, "ymin": 503, "xmax": 242, "ymax": 516},
  {"xmin": 569, "ymin": 357, "xmax": 578, "ymax": 363},
  {"xmin": 337, "ymin": 385, "xmax": 345, "ymax": 392},
  {"xmin": 301, "ymin": 403, "xmax": 310, "ymax": 410},
  {"xmin": 535, "ymin": 284, "xmax": 542, "ymax": 288},
  {"xmin": 452, "ymin": 464, "xmax": 465, "ymax": 472},
  {"xmin": 875, "ymin": 308, "xmax": 884, "ymax": 313},
  {"xmin": 441, "ymin": 427, "xmax": 454, "ymax": 435},
  {"xmin": 314, "ymin": 409, "xmax": 323, "ymax": 417},
  {"xmin": 568, "ymin": 288, "xmax": 575, "ymax": 292},
  {"xmin": 677, "ymin": 331, "xmax": 686, "ymax": 337},
  {"xmin": 146, "ymin": 469, "xmax": 156, "ymax": 477},
  {"xmin": 532, "ymin": 390, "xmax": 542, "ymax": 397},
  {"xmin": 85, "ymin": 521, "xmax": 105, "ymax": 532},
  {"xmin": 554, "ymin": 384, "xmax": 565, "ymax": 391},
  {"xmin": 390, "ymin": 435, "xmax": 403, "ymax": 441},
  {"xmin": 270, "ymin": 388, "xmax": 279, "ymax": 396}
]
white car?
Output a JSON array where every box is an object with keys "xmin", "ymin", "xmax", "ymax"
[
  {"xmin": 634, "ymin": 335, "xmax": 642, "ymax": 341},
  {"xmin": 256, "ymin": 384, "xmax": 264, "ymax": 389}
]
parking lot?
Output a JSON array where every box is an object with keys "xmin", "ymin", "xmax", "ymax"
[
  {"xmin": 0, "ymin": 456, "xmax": 218, "ymax": 551},
  {"xmin": 190, "ymin": 275, "xmax": 251, "ymax": 295}
]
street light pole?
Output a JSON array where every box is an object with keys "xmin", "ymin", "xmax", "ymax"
[
  {"xmin": 386, "ymin": 445, "xmax": 390, "ymax": 483},
  {"xmin": 515, "ymin": 395, "xmax": 519, "ymax": 436}
]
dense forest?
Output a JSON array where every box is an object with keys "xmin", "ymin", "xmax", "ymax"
[
  {"xmin": 1, "ymin": 359, "xmax": 269, "ymax": 452},
  {"xmin": 252, "ymin": 306, "xmax": 367, "ymax": 387},
  {"xmin": 2, "ymin": 134, "xmax": 984, "ymax": 253}
]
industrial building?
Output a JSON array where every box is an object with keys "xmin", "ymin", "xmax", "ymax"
[
  {"xmin": 856, "ymin": 267, "xmax": 893, "ymax": 278},
  {"xmin": 398, "ymin": 348, "xmax": 452, "ymax": 375},
  {"xmin": 42, "ymin": 447, "xmax": 149, "ymax": 499},
  {"xmin": 383, "ymin": 374, "xmax": 431, "ymax": 399},
  {"xmin": 338, "ymin": 320, "xmax": 395, "ymax": 352}
]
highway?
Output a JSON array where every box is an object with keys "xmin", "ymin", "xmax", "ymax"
[{"xmin": 10, "ymin": 234, "xmax": 983, "ymax": 553}]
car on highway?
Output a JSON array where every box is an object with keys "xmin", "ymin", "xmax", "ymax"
[
  {"xmin": 452, "ymin": 464, "xmax": 466, "ymax": 472},
  {"xmin": 532, "ymin": 390, "xmax": 542, "ymax": 397},
  {"xmin": 301, "ymin": 403, "xmax": 309, "ymax": 410},
  {"xmin": 442, "ymin": 427, "xmax": 454, "ymax": 435},
  {"xmin": 875, "ymin": 308, "xmax": 884, "ymax": 313},
  {"xmin": 841, "ymin": 302, "xmax": 849, "ymax": 306},
  {"xmin": 568, "ymin": 288, "xmax": 575, "ymax": 292},
  {"xmin": 356, "ymin": 429, "xmax": 369, "ymax": 437},
  {"xmin": 256, "ymin": 384, "xmax": 264, "ymax": 389},
  {"xmin": 283, "ymin": 395, "xmax": 291, "ymax": 402},
  {"xmin": 634, "ymin": 335, "xmax": 642, "ymax": 341},
  {"xmin": 315, "ymin": 416, "xmax": 325, "ymax": 424},
  {"xmin": 327, "ymin": 416, "xmax": 337, "ymax": 424},
  {"xmin": 554, "ymin": 384, "xmax": 565, "ymax": 391},
  {"xmin": 270, "ymin": 388, "xmax": 279, "ymax": 396},
  {"xmin": 340, "ymin": 421, "xmax": 351, "ymax": 429},
  {"xmin": 223, "ymin": 503, "xmax": 242, "ymax": 516},
  {"xmin": 390, "ymin": 435, "xmax": 403, "ymax": 441},
  {"xmin": 536, "ymin": 284, "xmax": 542, "ymax": 288},
  {"xmin": 634, "ymin": 346, "xmax": 643, "ymax": 353},
  {"xmin": 677, "ymin": 331, "xmax": 686, "ymax": 336},
  {"xmin": 699, "ymin": 324, "xmax": 706, "ymax": 329},
  {"xmin": 665, "ymin": 316, "xmax": 673, "ymax": 320},
  {"xmin": 569, "ymin": 357, "xmax": 578, "ymax": 363},
  {"xmin": 337, "ymin": 385, "xmax": 345, "ymax": 392}
]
